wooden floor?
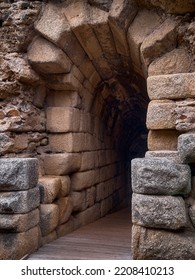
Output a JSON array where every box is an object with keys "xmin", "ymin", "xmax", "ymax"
[{"xmin": 27, "ymin": 208, "xmax": 132, "ymax": 260}]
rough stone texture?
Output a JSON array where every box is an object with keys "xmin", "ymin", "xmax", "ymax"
[
  {"xmin": 46, "ymin": 107, "xmax": 80, "ymax": 132},
  {"xmin": 86, "ymin": 187, "xmax": 96, "ymax": 208},
  {"xmin": 148, "ymin": 130, "xmax": 180, "ymax": 151},
  {"xmin": 56, "ymin": 197, "xmax": 73, "ymax": 224},
  {"xmin": 145, "ymin": 151, "xmax": 180, "ymax": 163},
  {"xmin": 148, "ymin": 48, "xmax": 192, "ymax": 76},
  {"xmin": 0, "ymin": 158, "xmax": 38, "ymax": 191},
  {"xmin": 28, "ymin": 36, "xmax": 72, "ymax": 74},
  {"xmin": 89, "ymin": 0, "xmax": 113, "ymax": 12},
  {"xmin": 43, "ymin": 153, "xmax": 81, "ymax": 176},
  {"xmin": 75, "ymin": 203, "xmax": 101, "ymax": 227},
  {"xmin": 132, "ymin": 225, "xmax": 195, "ymax": 260},
  {"xmin": 40, "ymin": 204, "xmax": 59, "ymax": 237},
  {"xmin": 38, "ymin": 177, "xmax": 61, "ymax": 204},
  {"xmin": 56, "ymin": 217, "xmax": 75, "ymax": 238},
  {"xmin": 0, "ymin": 226, "xmax": 39, "ymax": 260},
  {"xmin": 178, "ymin": 133, "xmax": 195, "ymax": 163},
  {"xmin": 141, "ymin": 18, "xmax": 177, "ymax": 68},
  {"xmin": 175, "ymin": 100, "xmax": 195, "ymax": 132},
  {"xmin": 41, "ymin": 230, "xmax": 57, "ymax": 246},
  {"xmin": 58, "ymin": 176, "xmax": 71, "ymax": 197},
  {"xmin": 0, "ymin": 209, "xmax": 39, "ymax": 233},
  {"xmin": 147, "ymin": 73, "xmax": 195, "ymax": 100},
  {"xmin": 132, "ymin": 158, "xmax": 191, "ymax": 196},
  {"xmin": 71, "ymin": 191, "xmax": 86, "ymax": 212},
  {"xmin": 46, "ymin": 90, "xmax": 82, "ymax": 108},
  {"xmin": 146, "ymin": 101, "xmax": 176, "ymax": 130},
  {"xmin": 127, "ymin": 9, "xmax": 162, "ymax": 73},
  {"xmin": 189, "ymin": 204, "xmax": 195, "ymax": 228},
  {"xmin": 132, "ymin": 194, "xmax": 187, "ymax": 229},
  {"xmin": 71, "ymin": 170, "xmax": 100, "ymax": 191},
  {"xmin": 47, "ymin": 73, "xmax": 82, "ymax": 91},
  {"xmin": 0, "ymin": 187, "xmax": 40, "ymax": 214}
]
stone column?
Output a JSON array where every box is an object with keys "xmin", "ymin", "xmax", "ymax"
[{"xmin": 0, "ymin": 158, "xmax": 40, "ymax": 260}]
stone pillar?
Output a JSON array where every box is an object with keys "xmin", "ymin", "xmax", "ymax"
[{"xmin": 0, "ymin": 158, "xmax": 40, "ymax": 260}]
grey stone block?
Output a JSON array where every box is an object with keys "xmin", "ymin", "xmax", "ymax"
[
  {"xmin": 178, "ymin": 133, "xmax": 195, "ymax": 163},
  {"xmin": 131, "ymin": 158, "xmax": 191, "ymax": 196},
  {"xmin": 189, "ymin": 204, "xmax": 195, "ymax": 228},
  {"xmin": 0, "ymin": 187, "xmax": 40, "ymax": 214},
  {"xmin": 0, "ymin": 158, "xmax": 38, "ymax": 191},
  {"xmin": 132, "ymin": 193, "xmax": 187, "ymax": 230}
]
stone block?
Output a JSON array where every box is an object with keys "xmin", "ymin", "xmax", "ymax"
[
  {"xmin": 132, "ymin": 194, "xmax": 187, "ymax": 229},
  {"xmin": 40, "ymin": 204, "xmax": 59, "ymax": 237},
  {"xmin": 100, "ymin": 196, "xmax": 112, "ymax": 217},
  {"xmin": 0, "ymin": 158, "xmax": 38, "ymax": 191},
  {"xmin": 145, "ymin": 151, "xmax": 180, "ymax": 163},
  {"xmin": 148, "ymin": 130, "xmax": 180, "ymax": 151},
  {"xmin": 140, "ymin": 18, "xmax": 177, "ymax": 68},
  {"xmin": 46, "ymin": 91, "xmax": 82, "ymax": 108},
  {"xmin": 38, "ymin": 177, "xmax": 61, "ymax": 204},
  {"xmin": 132, "ymin": 225, "xmax": 195, "ymax": 260},
  {"xmin": 96, "ymin": 179, "xmax": 114, "ymax": 201},
  {"xmin": 89, "ymin": 0, "xmax": 113, "ymax": 12},
  {"xmin": 41, "ymin": 230, "xmax": 57, "ymax": 246},
  {"xmin": 0, "ymin": 187, "xmax": 40, "ymax": 214},
  {"xmin": 79, "ymin": 113, "xmax": 94, "ymax": 134},
  {"xmin": 178, "ymin": 133, "xmax": 195, "ymax": 163},
  {"xmin": 56, "ymin": 217, "xmax": 75, "ymax": 238},
  {"xmin": 71, "ymin": 170, "xmax": 100, "ymax": 191},
  {"xmin": 0, "ymin": 209, "xmax": 39, "ymax": 233},
  {"xmin": 47, "ymin": 73, "xmax": 82, "ymax": 91},
  {"xmin": 146, "ymin": 101, "xmax": 176, "ymax": 130},
  {"xmin": 148, "ymin": 48, "xmax": 192, "ymax": 76},
  {"xmin": 43, "ymin": 153, "xmax": 81, "ymax": 176},
  {"xmin": 0, "ymin": 226, "xmax": 39, "ymax": 260},
  {"xmin": 59, "ymin": 176, "xmax": 71, "ymax": 197},
  {"xmin": 86, "ymin": 187, "xmax": 96, "ymax": 208},
  {"xmin": 175, "ymin": 99, "xmax": 195, "ymax": 132},
  {"xmin": 46, "ymin": 107, "xmax": 80, "ymax": 133},
  {"xmin": 147, "ymin": 73, "xmax": 195, "ymax": 100},
  {"xmin": 131, "ymin": 158, "xmax": 191, "ymax": 196},
  {"xmin": 75, "ymin": 203, "xmax": 101, "ymax": 227},
  {"xmin": 71, "ymin": 191, "xmax": 86, "ymax": 212},
  {"xmin": 99, "ymin": 164, "xmax": 117, "ymax": 182},
  {"xmin": 127, "ymin": 9, "xmax": 161, "ymax": 71},
  {"xmin": 28, "ymin": 36, "xmax": 71, "ymax": 74},
  {"xmin": 189, "ymin": 204, "xmax": 195, "ymax": 228},
  {"xmin": 56, "ymin": 197, "xmax": 73, "ymax": 224}
]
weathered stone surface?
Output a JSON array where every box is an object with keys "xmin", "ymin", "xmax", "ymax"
[
  {"xmin": 28, "ymin": 36, "xmax": 71, "ymax": 74},
  {"xmin": 43, "ymin": 153, "xmax": 81, "ymax": 176},
  {"xmin": 132, "ymin": 225, "xmax": 195, "ymax": 260},
  {"xmin": 40, "ymin": 204, "xmax": 59, "ymax": 237},
  {"xmin": 137, "ymin": 0, "xmax": 195, "ymax": 14},
  {"xmin": 96, "ymin": 179, "xmax": 114, "ymax": 201},
  {"xmin": 56, "ymin": 216, "xmax": 75, "ymax": 238},
  {"xmin": 0, "ymin": 187, "xmax": 40, "ymax": 214},
  {"xmin": 71, "ymin": 191, "xmax": 86, "ymax": 212},
  {"xmin": 175, "ymin": 100, "xmax": 195, "ymax": 132},
  {"xmin": 132, "ymin": 194, "xmax": 187, "ymax": 229},
  {"xmin": 46, "ymin": 107, "xmax": 80, "ymax": 133},
  {"xmin": 127, "ymin": 9, "xmax": 161, "ymax": 72},
  {"xmin": 56, "ymin": 197, "xmax": 73, "ymax": 224},
  {"xmin": 100, "ymin": 196, "xmax": 112, "ymax": 216},
  {"xmin": 86, "ymin": 187, "xmax": 96, "ymax": 208},
  {"xmin": 0, "ymin": 209, "xmax": 39, "ymax": 233},
  {"xmin": 46, "ymin": 91, "xmax": 82, "ymax": 108},
  {"xmin": 147, "ymin": 73, "xmax": 195, "ymax": 100},
  {"xmin": 146, "ymin": 101, "xmax": 176, "ymax": 130},
  {"xmin": 189, "ymin": 204, "xmax": 195, "ymax": 228},
  {"xmin": 75, "ymin": 203, "xmax": 101, "ymax": 226},
  {"xmin": 38, "ymin": 177, "xmax": 61, "ymax": 204},
  {"xmin": 141, "ymin": 18, "xmax": 177, "ymax": 68},
  {"xmin": 47, "ymin": 72, "xmax": 82, "ymax": 91},
  {"xmin": 41, "ymin": 230, "xmax": 57, "ymax": 246},
  {"xmin": 71, "ymin": 170, "xmax": 100, "ymax": 191},
  {"xmin": 0, "ymin": 158, "xmax": 38, "ymax": 191},
  {"xmin": 178, "ymin": 133, "xmax": 195, "ymax": 163},
  {"xmin": 131, "ymin": 158, "xmax": 191, "ymax": 195},
  {"xmin": 148, "ymin": 48, "xmax": 192, "ymax": 76},
  {"xmin": 145, "ymin": 151, "xmax": 180, "ymax": 163},
  {"xmin": 0, "ymin": 226, "xmax": 39, "ymax": 260},
  {"xmin": 89, "ymin": 0, "xmax": 113, "ymax": 12},
  {"xmin": 148, "ymin": 130, "xmax": 180, "ymax": 151},
  {"xmin": 58, "ymin": 176, "xmax": 71, "ymax": 197}
]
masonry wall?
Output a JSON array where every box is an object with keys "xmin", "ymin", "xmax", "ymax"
[{"xmin": 0, "ymin": 0, "xmax": 195, "ymax": 259}]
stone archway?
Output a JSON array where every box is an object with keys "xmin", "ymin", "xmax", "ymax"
[{"xmin": 0, "ymin": 0, "xmax": 195, "ymax": 259}]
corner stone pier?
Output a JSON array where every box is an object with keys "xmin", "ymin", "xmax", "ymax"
[{"xmin": 0, "ymin": 158, "xmax": 40, "ymax": 259}]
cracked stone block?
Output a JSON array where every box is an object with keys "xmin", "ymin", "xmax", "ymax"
[
  {"xmin": 131, "ymin": 158, "xmax": 191, "ymax": 195},
  {"xmin": 132, "ymin": 194, "xmax": 187, "ymax": 230},
  {"xmin": 146, "ymin": 101, "xmax": 176, "ymax": 130},
  {"xmin": 132, "ymin": 225, "xmax": 195, "ymax": 260},
  {"xmin": 0, "ymin": 158, "xmax": 38, "ymax": 191},
  {"xmin": 28, "ymin": 36, "xmax": 72, "ymax": 74},
  {"xmin": 0, "ymin": 187, "xmax": 40, "ymax": 214},
  {"xmin": 40, "ymin": 204, "xmax": 59, "ymax": 237},
  {"xmin": 147, "ymin": 73, "xmax": 195, "ymax": 100},
  {"xmin": 43, "ymin": 153, "xmax": 81, "ymax": 176},
  {"xmin": 0, "ymin": 209, "xmax": 39, "ymax": 233},
  {"xmin": 0, "ymin": 226, "xmax": 39, "ymax": 260},
  {"xmin": 178, "ymin": 133, "xmax": 195, "ymax": 163}
]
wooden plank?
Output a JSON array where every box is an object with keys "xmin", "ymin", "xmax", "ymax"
[{"xmin": 27, "ymin": 208, "xmax": 132, "ymax": 260}]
